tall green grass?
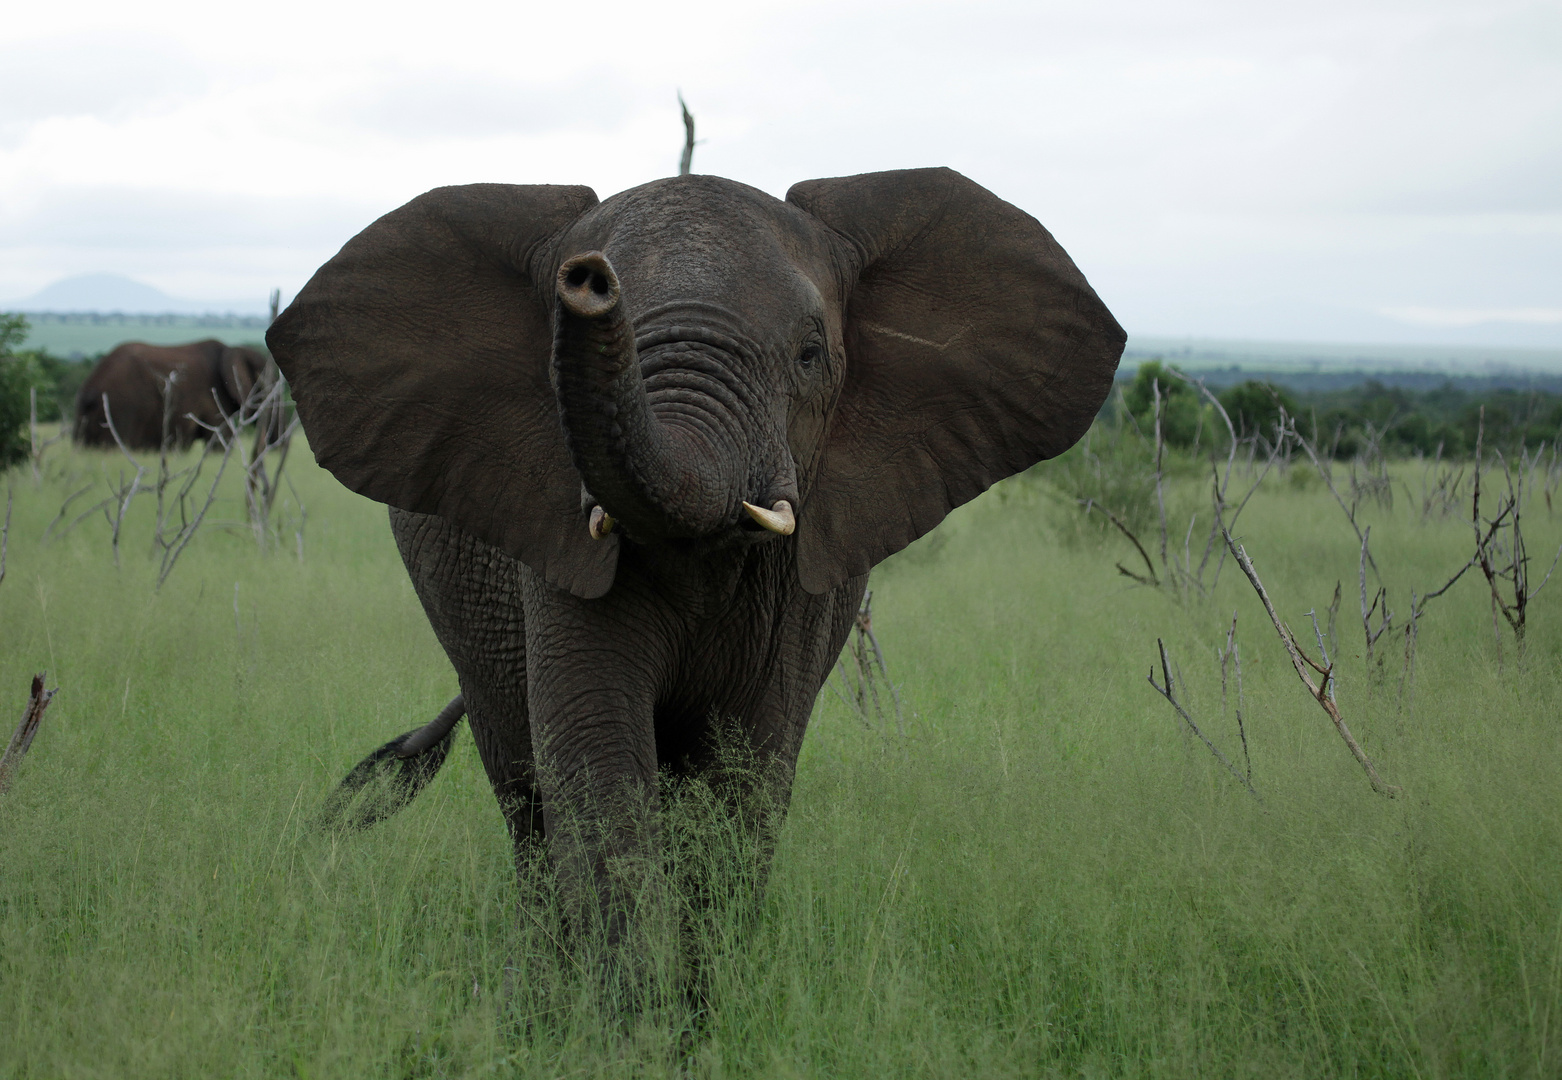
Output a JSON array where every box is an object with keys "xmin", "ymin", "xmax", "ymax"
[{"xmin": 1, "ymin": 438, "xmax": 1559, "ymax": 1077}]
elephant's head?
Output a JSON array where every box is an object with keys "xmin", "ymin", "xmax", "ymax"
[{"xmin": 268, "ymin": 169, "xmax": 1125, "ymax": 598}]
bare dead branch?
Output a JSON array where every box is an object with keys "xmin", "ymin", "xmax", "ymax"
[
  {"xmin": 1466, "ymin": 407, "xmax": 1562, "ymax": 660},
  {"xmin": 25, "ymin": 387, "xmax": 61, "ymax": 486},
  {"xmin": 1222, "ymin": 527, "xmax": 1400, "ymax": 797},
  {"xmin": 1081, "ymin": 498, "xmax": 1158, "ymax": 585},
  {"xmin": 157, "ymin": 429, "xmax": 238, "ymax": 589},
  {"xmin": 1216, "ymin": 609, "xmax": 1251, "ymax": 781},
  {"xmin": 1397, "ymin": 555, "xmax": 1473, "ymax": 713},
  {"xmin": 0, "ymin": 485, "xmax": 9, "ymax": 586},
  {"xmin": 853, "ymin": 595, "xmax": 905, "ymax": 736},
  {"xmin": 826, "ymin": 591, "xmax": 905, "ymax": 738},
  {"xmin": 1325, "ymin": 580, "xmax": 1341, "ymax": 659},
  {"xmin": 1152, "ymin": 378, "xmax": 1170, "ymax": 570},
  {"xmin": 1290, "ymin": 415, "xmax": 1382, "ymax": 587},
  {"xmin": 99, "ymin": 394, "xmax": 149, "ymax": 567},
  {"xmin": 1359, "ymin": 527, "xmax": 1393, "ymax": 668},
  {"xmin": 1148, "ymin": 638, "xmax": 1261, "ymax": 801},
  {"xmin": 1308, "ymin": 609, "xmax": 1336, "ymax": 702},
  {"xmin": 43, "ymin": 483, "xmax": 95, "ymax": 543},
  {"xmin": 1164, "ymin": 368, "xmax": 1286, "ymax": 596}
]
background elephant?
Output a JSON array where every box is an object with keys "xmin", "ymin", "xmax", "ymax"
[
  {"xmin": 270, "ymin": 168, "xmax": 1125, "ymax": 969},
  {"xmin": 73, "ymin": 339, "xmax": 272, "ymax": 450}
]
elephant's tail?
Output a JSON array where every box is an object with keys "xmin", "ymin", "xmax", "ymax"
[{"xmin": 316, "ymin": 694, "xmax": 466, "ymax": 830}]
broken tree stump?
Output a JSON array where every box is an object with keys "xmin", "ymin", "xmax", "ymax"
[{"xmin": 0, "ymin": 674, "xmax": 57, "ymax": 795}]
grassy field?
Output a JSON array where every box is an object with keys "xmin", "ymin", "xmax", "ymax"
[
  {"xmin": 1, "ymin": 433, "xmax": 1560, "ymax": 1078},
  {"xmin": 16, "ymin": 314, "xmax": 270, "ymax": 357}
]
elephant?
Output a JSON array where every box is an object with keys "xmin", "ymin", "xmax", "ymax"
[
  {"xmin": 73, "ymin": 339, "xmax": 274, "ymax": 450},
  {"xmin": 268, "ymin": 167, "xmax": 1125, "ymax": 975}
]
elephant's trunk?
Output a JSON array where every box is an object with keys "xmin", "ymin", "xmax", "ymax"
[{"xmin": 551, "ymin": 252, "xmax": 742, "ymax": 540}]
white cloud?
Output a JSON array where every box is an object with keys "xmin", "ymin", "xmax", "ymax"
[
  {"xmin": 1380, "ymin": 307, "xmax": 1562, "ymax": 327},
  {"xmin": 0, "ymin": 0, "xmax": 1557, "ymax": 345}
]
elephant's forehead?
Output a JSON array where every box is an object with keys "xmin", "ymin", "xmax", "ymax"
[{"xmin": 565, "ymin": 176, "xmax": 834, "ymax": 318}]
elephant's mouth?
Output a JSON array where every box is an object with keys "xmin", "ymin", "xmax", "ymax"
[
  {"xmin": 738, "ymin": 499, "xmax": 795, "ymax": 536},
  {"xmin": 593, "ymin": 499, "xmax": 793, "ymax": 544}
]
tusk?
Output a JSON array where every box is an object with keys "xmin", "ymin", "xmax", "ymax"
[
  {"xmin": 742, "ymin": 500, "xmax": 795, "ymax": 536},
  {"xmin": 588, "ymin": 505, "xmax": 615, "ymax": 540}
]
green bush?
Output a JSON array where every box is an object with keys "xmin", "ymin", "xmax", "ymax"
[
  {"xmin": 0, "ymin": 314, "xmax": 32, "ymax": 469},
  {"xmin": 0, "ymin": 314, "xmax": 87, "ymax": 470},
  {"xmin": 19, "ymin": 349, "xmax": 90, "ymax": 422},
  {"xmin": 1217, "ymin": 379, "xmax": 1298, "ymax": 441},
  {"xmin": 1122, "ymin": 359, "xmax": 1217, "ymax": 449},
  {"xmin": 1034, "ymin": 420, "xmax": 1160, "ymax": 540}
]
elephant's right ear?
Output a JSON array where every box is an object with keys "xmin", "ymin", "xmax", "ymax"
[
  {"xmin": 786, "ymin": 168, "xmax": 1125, "ymax": 594},
  {"xmin": 268, "ymin": 184, "xmax": 619, "ymax": 598}
]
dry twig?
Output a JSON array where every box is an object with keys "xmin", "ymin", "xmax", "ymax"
[
  {"xmin": 1112, "ymin": 369, "xmax": 1282, "ymax": 601},
  {"xmin": 1148, "ymin": 638, "xmax": 1261, "ymax": 800},
  {"xmin": 27, "ymin": 387, "xmax": 62, "ymax": 486},
  {"xmin": 1223, "ymin": 527, "xmax": 1400, "ymax": 797},
  {"xmin": 1216, "ymin": 609, "xmax": 1252, "ymax": 781},
  {"xmin": 1290, "ymin": 415, "xmax": 1382, "ymax": 588},
  {"xmin": 827, "ymin": 590, "xmax": 904, "ymax": 736},
  {"xmin": 1399, "ymin": 556, "xmax": 1475, "ymax": 712},
  {"xmin": 1417, "ymin": 445, "xmax": 1466, "ymax": 523},
  {"xmin": 99, "ymin": 394, "xmax": 148, "ymax": 567},
  {"xmin": 1080, "ymin": 498, "xmax": 1158, "ymax": 585},
  {"xmin": 42, "ymin": 483, "xmax": 108, "ymax": 544},
  {"xmin": 1359, "ymin": 527, "xmax": 1393, "ymax": 669},
  {"xmin": 1469, "ymin": 406, "xmax": 1562, "ymax": 661},
  {"xmin": 0, "ymin": 485, "xmax": 9, "ymax": 586}
]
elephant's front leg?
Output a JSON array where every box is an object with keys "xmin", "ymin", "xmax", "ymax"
[
  {"xmin": 391, "ymin": 509, "xmax": 541, "ymax": 847},
  {"xmin": 519, "ymin": 567, "xmax": 672, "ymax": 966}
]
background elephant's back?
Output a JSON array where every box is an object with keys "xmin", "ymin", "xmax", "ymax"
[
  {"xmin": 73, "ymin": 340, "xmax": 228, "ymax": 449},
  {"xmin": 76, "ymin": 344, "xmax": 160, "ymax": 446}
]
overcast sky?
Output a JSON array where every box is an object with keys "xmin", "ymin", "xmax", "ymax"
[{"xmin": 1, "ymin": 0, "xmax": 1558, "ymax": 346}]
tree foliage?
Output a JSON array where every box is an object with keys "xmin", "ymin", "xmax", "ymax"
[
  {"xmin": 1217, "ymin": 380, "xmax": 1299, "ymax": 441},
  {"xmin": 0, "ymin": 314, "xmax": 33, "ymax": 468},
  {"xmin": 0, "ymin": 314, "xmax": 93, "ymax": 469},
  {"xmin": 1116, "ymin": 359, "xmax": 1562, "ymax": 460},
  {"xmin": 1122, "ymin": 360, "xmax": 1208, "ymax": 448}
]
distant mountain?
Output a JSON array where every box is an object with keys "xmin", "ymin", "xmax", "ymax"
[{"xmin": 7, "ymin": 274, "xmax": 266, "ymax": 316}]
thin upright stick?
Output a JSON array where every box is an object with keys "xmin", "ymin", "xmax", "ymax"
[
  {"xmin": 0, "ymin": 485, "xmax": 10, "ymax": 586},
  {"xmin": 677, "ymin": 93, "xmax": 696, "ymax": 175},
  {"xmin": 99, "ymin": 395, "xmax": 148, "ymax": 567},
  {"xmin": 854, "ymin": 594, "xmax": 905, "ymax": 736},
  {"xmin": 1291, "ymin": 418, "xmax": 1382, "ymax": 586},
  {"xmin": 1217, "ymin": 609, "xmax": 1252, "ymax": 781},
  {"xmin": 29, "ymin": 387, "xmax": 38, "ymax": 484},
  {"xmin": 1223, "ymin": 528, "xmax": 1400, "ymax": 797},
  {"xmin": 1153, "ymin": 379, "xmax": 1170, "ymax": 572},
  {"xmin": 1148, "ymin": 639, "xmax": 1262, "ymax": 801},
  {"xmin": 1081, "ymin": 498, "xmax": 1158, "ymax": 585}
]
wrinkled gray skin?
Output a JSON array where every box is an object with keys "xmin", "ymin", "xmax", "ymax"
[
  {"xmin": 74, "ymin": 339, "xmax": 272, "ymax": 450},
  {"xmin": 269, "ymin": 168, "xmax": 1125, "ymax": 966}
]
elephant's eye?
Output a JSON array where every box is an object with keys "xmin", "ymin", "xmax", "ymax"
[{"xmin": 798, "ymin": 344, "xmax": 823, "ymax": 368}]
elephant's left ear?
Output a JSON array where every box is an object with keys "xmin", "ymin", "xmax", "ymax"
[
  {"xmin": 785, "ymin": 168, "xmax": 1126, "ymax": 594},
  {"xmin": 268, "ymin": 184, "xmax": 619, "ymax": 599}
]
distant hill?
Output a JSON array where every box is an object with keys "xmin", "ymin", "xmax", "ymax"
[{"xmin": 7, "ymin": 273, "xmax": 266, "ymax": 316}]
